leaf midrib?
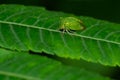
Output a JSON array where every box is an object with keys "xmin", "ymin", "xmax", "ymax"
[
  {"xmin": 0, "ymin": 20, "xmax": 120, "ymax": 45},
  {"xmin": 0, "ymin": 71, "xmax": 39, "ymax": 80}
]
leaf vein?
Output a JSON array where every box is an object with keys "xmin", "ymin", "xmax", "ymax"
[{"xmin": 0, "ymin": 21, "xmax": 120, "ymax": 45}]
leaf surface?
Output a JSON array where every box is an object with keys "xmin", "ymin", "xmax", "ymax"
[
  {"xmin": 0, "ymin": 5, "xmax": 120, "ymax": 66},
  {"xmin": 0, "ymin": 48, "xmax": 110, "ymax": 80}
]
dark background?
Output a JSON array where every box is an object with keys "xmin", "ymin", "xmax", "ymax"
[{"xmin": 0, "ymin": 0, "xmax": 120, "ymax": 23}]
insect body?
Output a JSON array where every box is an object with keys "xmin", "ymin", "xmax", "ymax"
[{"xmin": 59, "ymin": 17, "xmax": 85, "ymax": 32}]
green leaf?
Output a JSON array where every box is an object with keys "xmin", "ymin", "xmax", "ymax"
[
  {"xmin": 0, "ymin": 4, "xmax": 120, "ymax": 66},
  {"xmin": 0, "ymin": 48, "xmax": 110, "ymax": 80}
]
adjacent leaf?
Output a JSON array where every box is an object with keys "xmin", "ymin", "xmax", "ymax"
[
  {"xmin": 0, "ymin": 5, "xmax": 120, "ymax": 66},
  {"xmin": 0, "ymin": 48, "xmax": 110, "ymax": 80}
]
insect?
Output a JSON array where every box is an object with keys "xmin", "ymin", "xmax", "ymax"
[{"xmin": 59, "ymin": 17, "xmax": 85, "ymax": 33}]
